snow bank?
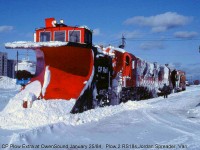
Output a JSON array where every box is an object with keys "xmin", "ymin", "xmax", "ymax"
[
  {"xmin": 1, "ymin": 86, "xmax": 200, "ymax": 149},
  {"xmin": 67, "ymin": 101, "xmax": 149, "ymax": 126},
  {"xmin": 21, "ymin": 80, "xmax": 42, "ymax": 98},
  {"xmin": 187, "ymin": 104, "xmax": 200, "ymax": 120},
  {"xmin": 0, "ymin": 78, "xmax": 76, "ymax": 130},
  {"xmin": 5, "ymin": 41, "xmax": 68, "ymax": 49},
  {"xmin": 0, "ymin": 96, "xmax": 76, "ymax": 130},
  {"xmin": 0, "ymin": 88, "xmax": 149, "ymax": 130},
  {"xmin": 0, "ymin": 76, "xmax": 20, "ymax": 90}
]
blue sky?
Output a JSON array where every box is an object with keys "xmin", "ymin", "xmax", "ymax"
[{"xmin": 0, "ymin": 0, "xmax": 200, "ymax": 81}]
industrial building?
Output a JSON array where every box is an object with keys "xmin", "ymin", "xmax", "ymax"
[
  {"xmin": 0, "ymin": 52, "xmax": 16, "ymax": 78},
  {"xmin": 0, "ymin": 52, "xmax": 7, "ymax": 76}
]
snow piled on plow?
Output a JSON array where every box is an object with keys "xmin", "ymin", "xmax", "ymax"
[{"xmin": 5, "ymin": 41, "xmax": 68, "ymax": 49}]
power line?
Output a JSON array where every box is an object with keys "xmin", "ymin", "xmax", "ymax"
[
  {"xmin": 135, "ymin": 53, "xmax": 198, "ymax": 56},
  {"xmin": 104, "ymin": 37, "xmax": 200, "ymax": 46},
  {"xmin": 126, "ymin": 38, "xmax": 200, "ymax": 42}
]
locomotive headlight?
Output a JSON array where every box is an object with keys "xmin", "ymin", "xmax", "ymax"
[
  {"xmin": 60, "ymin": 19, "xmax": 64, "ymax": 24},
  {"xmin": 52, "ymin": 20, "xmax": 57, "ymax": 27},
  {"xmin": 53, "ymin": 20, "xmax": 57, "ymax": 25}
]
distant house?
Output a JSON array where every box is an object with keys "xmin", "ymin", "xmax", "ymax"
[{"xmin": 0, "ymin": 52, "xmax": 17, "ymax": 78}]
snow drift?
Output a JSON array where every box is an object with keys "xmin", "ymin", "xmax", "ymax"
[
  {"xmin": 0, "ymin": 76, "xmax": 20, "ymax": 90},
  {"xmin": 0, "ymin": 97, "xmax": 75, "ymax": 130},
  {"xmin": 0, "ymin": 76, "xmax": 149, "ymax": 130},
  {"xmin": 0, "ymin": 91, "xmax": 148, "ymax": 130},
  {"xmin": 187, "ymin": 103, "xmax": 200, "ymax": 120}
]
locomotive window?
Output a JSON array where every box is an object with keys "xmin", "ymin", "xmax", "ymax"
[
  {"xmin": 84, "ymin": 30, "xmax": 92, "ymax": 44},
  {"xmin": 40, "ymin": 32, "xmax": 51, "ymax": 42},
  {"xmin": 54, "ymin": 31, "xmax": 65, "ymax": 42},
  {"xmin": 126, "ymin": 56, "xmax": 130, "ymax": 66},
  {"xmin": 69, "ymin": 30, "xmax": 80, "ymax": 43}
]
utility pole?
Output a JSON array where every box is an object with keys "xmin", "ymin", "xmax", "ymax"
[
  {"xmin": 119, "ymin": 34, "xmax": 126, "ymax": 49},
  {"xmin": 17, "ymin": 51, "xmax": 18, "ymax": 72}
]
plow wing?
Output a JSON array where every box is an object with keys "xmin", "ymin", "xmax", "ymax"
[{"xmin": 5, "ymin": 41, "xmax": 94, "ymax": 100}]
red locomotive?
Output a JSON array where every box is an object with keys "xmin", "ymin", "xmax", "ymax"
[{"xmin": 5, "ymin": 18, "xmax": 186, "ymax": 113}]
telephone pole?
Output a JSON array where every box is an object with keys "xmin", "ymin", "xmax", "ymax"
[{"xmin": 17, "ymin": 51, "xmax": 18, "ymax": 72}]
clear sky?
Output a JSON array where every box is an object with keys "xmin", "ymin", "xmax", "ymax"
[{"xmin": 0, "ymin": 0, "xmax": 199, "ymax": 80}]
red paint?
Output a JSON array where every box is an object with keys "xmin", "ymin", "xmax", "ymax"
[
  {"xmin": 23, "ymin": 101, "xmax": 27, "ymax": 108},
  {"xmin": 104, "ymin": 47, "xmax": 137, "ymax": 87},
  {"xmin": 40, "ymin": 46, "xmax": 94, "ymax": 100},
  {"xmin": 45, "ymin": 18, "xmax": 55, "ymax": 28}
]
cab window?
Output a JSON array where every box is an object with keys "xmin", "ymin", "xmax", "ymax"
[
  {"xmin": 40, "ymin": 32, "xmax": 51, "ymax": 42},
  {"xmin": 69, "ymin": 30, "xmax": 80, "ymax": 43},
  {"xmin": 54, "ymin": 31, "xmax": 65, "ymax": 42}
]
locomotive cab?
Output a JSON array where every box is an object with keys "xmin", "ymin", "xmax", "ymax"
[{"xmin": 34, "ymin": 18, "xmax": 92, "ymax": 45}]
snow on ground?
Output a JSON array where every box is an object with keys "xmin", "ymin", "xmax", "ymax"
[
  {"xmin": 0, "ymin": 98, "xmax": 76, "ymax": 130},
  {"xmin": 0, "ymin": 78, "xmax": 200, "ymax": 150},
  {"xmin": 0, "ymin": 88, "xmax": 147, "ymax": 130},
  {"xmin": 187, "ymin": 103, "xmax": 200, "ymax": 119},
  {"xmin": 0, "ymin": 76, "xmax": 20, "ymax": 90},
  {"xmin": 0, "ymin": 77, "xmax": 20, "ymax": 111}
]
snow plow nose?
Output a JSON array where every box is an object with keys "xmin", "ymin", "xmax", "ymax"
[{"xmin": 37, "ymin": 45, "xmax": 94, "ymax": 100}]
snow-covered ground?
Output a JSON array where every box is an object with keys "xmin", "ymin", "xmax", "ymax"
[
  {"xmin": 0, "ymin": 77, "xmax": 200, "ymax": 150},
  {"xmin": 0, "ymin": 77, "xmax": 20, "ymax": 111}
]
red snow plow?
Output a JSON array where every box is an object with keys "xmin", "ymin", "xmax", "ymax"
[
  {"xmin": 34, "ymin": 45, "xmax": 94, "ymax": 100},
  {"xmin": 5, "ymin": 18, "xmax": 94, "ymax": 101}
]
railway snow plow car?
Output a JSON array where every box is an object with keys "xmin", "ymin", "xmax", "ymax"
[
  {"xmin": 5, "ymin": 18, "xmax": 186, "ymax": 113},
  {"xmin": 5, "ymin": 18, "xmax": 111, "ymax": 113}
]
